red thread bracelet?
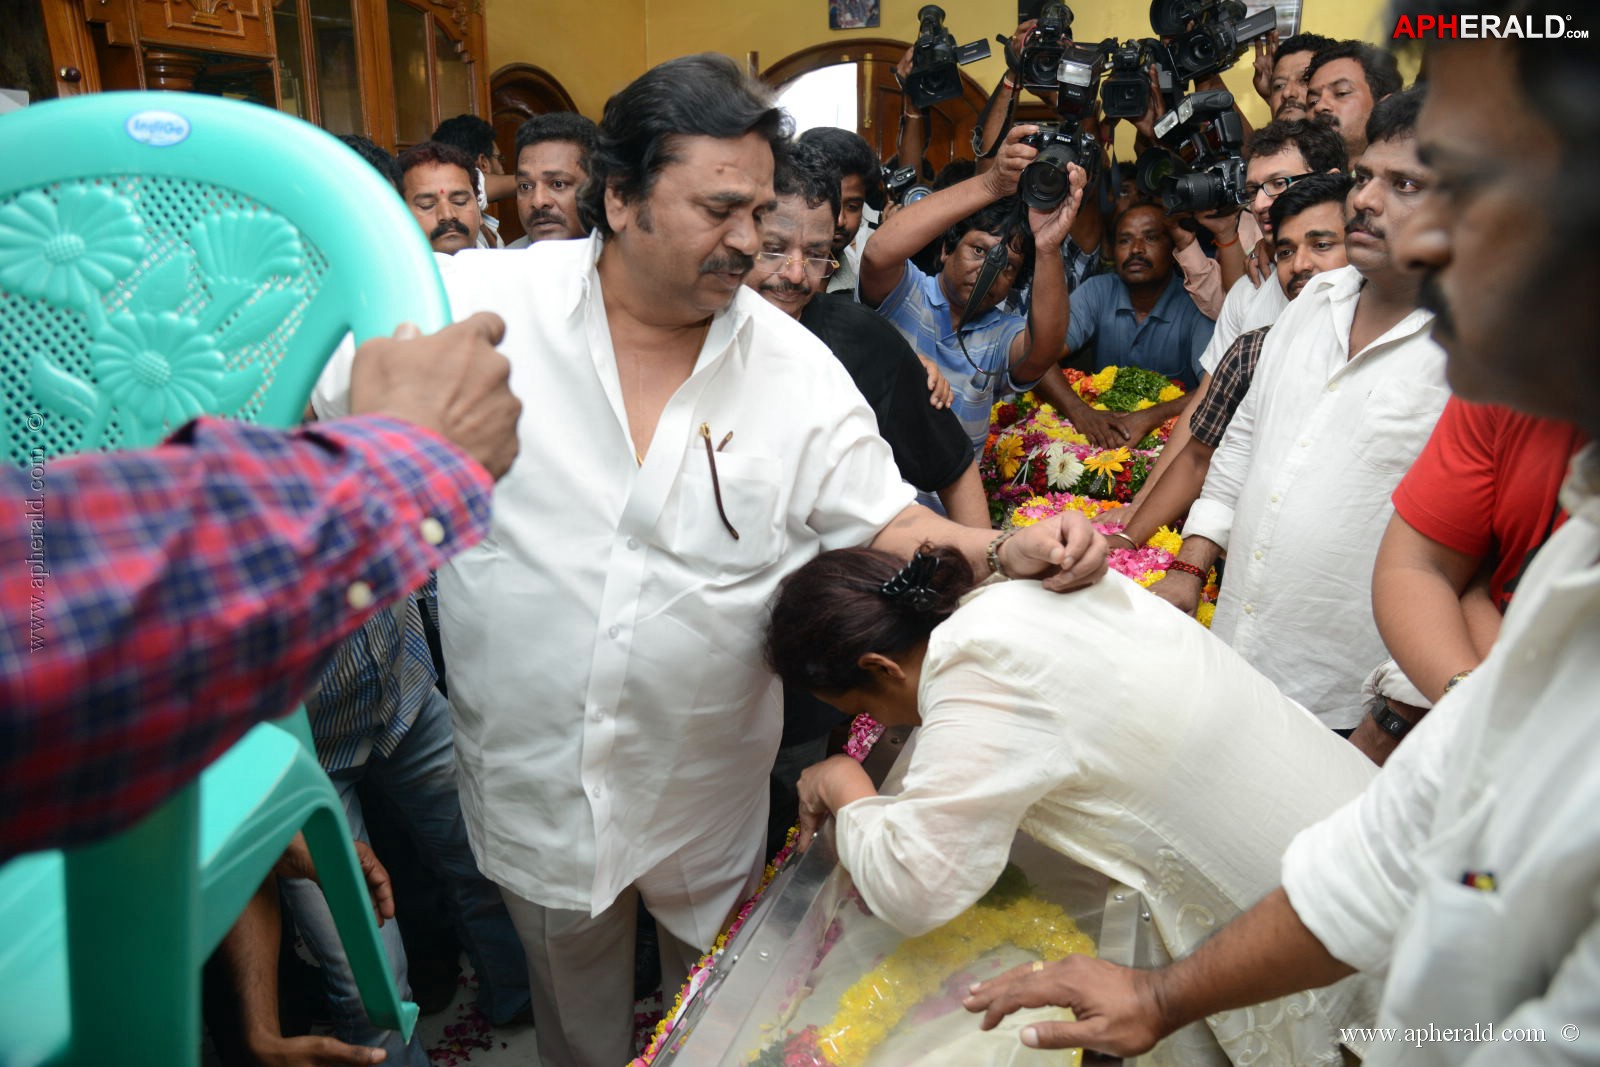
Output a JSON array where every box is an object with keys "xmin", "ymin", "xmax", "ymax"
[{"xmin": 1167, "ymin": 559, "xmax": 1206, "ymax": 580}]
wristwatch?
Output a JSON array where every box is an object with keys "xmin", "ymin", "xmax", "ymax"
[
  {"xmin": 986, "ymin": 530, "xmax": 1017, "ymax": 579},
  {"xmin": 1370, "ymin": 701, "xmax": 1414, "ymax": 740}
]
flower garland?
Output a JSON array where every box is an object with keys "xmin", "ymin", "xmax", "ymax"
[
  {"xmin": 982, "ymin": 366, "xmax": 1184, "ymax": 523},
  {"xmin": 751, "ymin": 889, "xmax": 1095, "ymax": 1067}
]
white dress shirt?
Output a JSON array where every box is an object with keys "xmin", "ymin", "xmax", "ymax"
[
  {"xmin": 1199, "ymin": 270, "xmax": 1290, "ymax": 376},
  {"xmin": 1185, "ymin": 266, "xmax": 1448, "ymax": 728},
  {"xmin": 1282, "ymin": 444, "xmax": 1600, "ymax": 1066},
  {"xmin": 836, "ymin": 575, "xmax": 1380, "ymax": 1066},
  {"xmin": 314, "ymin": 236, "xmax": 914, "ymax": 946}
]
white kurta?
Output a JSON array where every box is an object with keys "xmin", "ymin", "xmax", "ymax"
[
  {"xmin": 315, "ymin": 236, "xmax": 915, "ymax": 947},
  {"xmin": 835, "ymin": 574, "xmax": 1381, "ymax": 1066},
  {"xmin": 1282, "ymin": 444, "xmax": 1600, "ymax": 1066},
  {"xmin": 1185, "ymin": 265, "xmax": 1449, "ymax": 728}
]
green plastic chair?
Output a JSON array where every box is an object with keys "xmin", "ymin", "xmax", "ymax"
[{"xmin": 0, "ymin": 92, "xmax": 450, "ymax": 1066}]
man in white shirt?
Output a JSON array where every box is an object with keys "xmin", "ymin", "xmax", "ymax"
[
  {"xmin": 962, "ymin": 21, "xmax": 1600, "ymax": 1065},
  {"xmin": 318, "ymin": 54, "xmax": 1106, "ymax": 1067},
  {"xmin": 1148, "ymin": 88, "xmax": 1448, "ymax": 731},
  {"xmin": 504, "ymin": 112, "xmax": 595, "ymax": 249}
]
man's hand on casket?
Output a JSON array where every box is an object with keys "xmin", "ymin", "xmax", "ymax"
[
  {"xmin": 962, "ymin": 954, "xmax": 1166, "ymax": 1057},
  {"xmin": 1000, "ymin": 510, "xmax": 1110, "ymax": 593},
  {"xmin": 796, "ymin": 755, "xmax": 876, "ymax": 852}
]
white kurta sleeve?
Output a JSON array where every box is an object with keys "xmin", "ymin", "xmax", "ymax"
[
  {"xmin": 1280, "ymin": 696, "xmax": 1463, "ymax": 972},
  {"xmin": 834, "ymin": 642, "xmax": 1072, "ymax": 937},
  {"xmin": 799, "ymin": 363, "xmax": 918, "ymax": 551}
]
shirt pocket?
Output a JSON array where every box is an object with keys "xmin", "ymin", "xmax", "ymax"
[
  {"xmin": 1350, "ymin": 385, "xmax": 1448, "ymax": 475},
  {"xmin": 668, "ymin": 448, "xmax": 787, "ymax": 576}
]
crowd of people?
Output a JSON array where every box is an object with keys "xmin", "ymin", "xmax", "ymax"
[{"xmin": 2, "ymin": 1, "xmax": 1596, "ymax": 1065}]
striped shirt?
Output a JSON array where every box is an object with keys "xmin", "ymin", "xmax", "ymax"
[
  {"xmin": 870, "ymin": 259, "xmax": 1034, "ymax": 452},
  {"xmin": 307, "ymin": 576, "xmax": 440, "ymax": 773}
]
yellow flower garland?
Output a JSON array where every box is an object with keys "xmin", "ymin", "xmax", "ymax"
[{"xmin": 812, "ymin": 896, "xmax": 1095, "ymax": 1067}]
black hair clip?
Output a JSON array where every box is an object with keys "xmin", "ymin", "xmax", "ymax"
[{"xmin": 879, "ymin": 551, "xmax": 941, "ymax": 611}]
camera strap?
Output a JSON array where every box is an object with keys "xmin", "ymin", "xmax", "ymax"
[{"xmin": 954, "ymin": 201, "xmax": 1027, "ymax": 380}]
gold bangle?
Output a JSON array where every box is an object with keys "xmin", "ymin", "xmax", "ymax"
[{"xmin": 1442, "ymin": 669, "xmax": 1473, "ymax": 695}]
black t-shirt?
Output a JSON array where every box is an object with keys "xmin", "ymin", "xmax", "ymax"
[
  {"xmin": 779, "ymin": 294, "xmax": 976, "ymax": 748},
  {"xmin": 799, "ymin": 292, "xmax": 974, "ymax": 494}
]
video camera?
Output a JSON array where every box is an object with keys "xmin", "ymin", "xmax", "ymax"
[
  {"xmin": 1017, "ymin": 39, "xmax": 1107, "ymax": 209},
  {"xmin": 1100, "ymin": 38, "xmax": 1176, "ymax": 119},
  {"xmin": 903, "ymin": 5, "xmax": 993, "ymax": 110},
  {"xmin": 1134, "ymin": 88, "xmax": 1247, "ymax": 214},
  {"xmin": 1016, "ymin": 1, "xmax": 1075, "ymax": 92},
  {"xmin": 1150, "ymin": 0, "xmax": 1276, "ymax": 85}
]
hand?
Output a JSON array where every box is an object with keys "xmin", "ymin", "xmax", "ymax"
[
  {"xmin": 1117, "ymin": 407, "xmax": 1166, "ymax": 445},
  {"xmin": 1007, "ymin": 20, "xmax": 1038, "ymax": 71},
  {"xmin": 1093, "ymin": 504, "xmax": 1134, "ymax": 531},
  {"xmin": 1251, "ymin": 32, "xmax": 1279, "ymax": 104},
  {"xmin": 896, "ymin": 44, "xmax": 916, "ymax": 86},
  {"xmin": 1148, "ymin": 570, "xmax": 1203, "ymax": 615},
  {"xmin": 984, "ymin": 124, "xmax": 1039, "ymax": 200},
  {"xmin": 1131, "ymin": 66, "xmax": 1166, "ymax": 142},
  {"xmin": 918, "ymin": 355, "xmax": 953, "ymax": 409},
  {"xmin": 1163, "ymin": 212, "xmax": 1198, "ymax": 252},
  {"xmin": 963, "ymin": 954, "xmax": 1167, "ymax": 1057},
  {"xmin": 274, "ymin": 834, "xmax": 395, "ymax": 927},
  {"xmin": 796, "ymin": 756, "xmax": 873, "ymax": 852},
  {"xmin": 1348, "ymin": 714, "xmax": 1401, "ymax": 767},
  {"xmin": 1246, "ymin": 237, "xmax": 1273, "ymax": 286},
  {"xmin": 1000, "ymin": 510, "xmax": 1109, "ymax": 593},
  {"xmin": 349, "ymin": 312, "xmax": 522, "ymax": 481},
  {"xmin": 1070, "ymin": 403, "xmax": 1132, "ymax": 450},
  {"xmin": 1194, "ymin": 206, "xmax": 1242, "ymax": 242},
  {"xmin": 247, "ymin": 1033, "xmax": 387, "ymax": 1066},
  {"xmin": 1027, "ymin": 164, "xmax": 1087, "ymax": 247}
]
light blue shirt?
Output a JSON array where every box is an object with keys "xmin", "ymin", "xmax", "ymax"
[
  {"xmin": 870, "ymin": 260, "xmax": 1034, "ymax": 451},
  {"xmin": 1067, "ymin": 272, "xmax": 1214, "ymax": 390}
]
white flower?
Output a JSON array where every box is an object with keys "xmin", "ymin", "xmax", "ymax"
[{"xmin": 1045, "ymin": 442, "xmax": 1084, "ymax": 490}]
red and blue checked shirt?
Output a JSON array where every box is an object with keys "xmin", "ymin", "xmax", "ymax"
[{"xmin": 0, "ymin": 415, "xmax": 492, "ymax": 860}]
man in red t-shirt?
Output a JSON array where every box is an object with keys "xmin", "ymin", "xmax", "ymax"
[{"xmin": 1353, "ymin": 396, "xmax": 1588, "ymax": 763}]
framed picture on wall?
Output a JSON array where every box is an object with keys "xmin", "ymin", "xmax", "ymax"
[{"xmin": 829, "ymin": 0, "xmax": 881, "ymax": 30}]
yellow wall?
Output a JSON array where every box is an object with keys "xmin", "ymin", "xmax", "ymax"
[{"xmin": 487, "ymin": 0, "xmax": 1399, "ymax": 127}]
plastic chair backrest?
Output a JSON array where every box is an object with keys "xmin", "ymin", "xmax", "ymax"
[
  {"xmin": 0, "ymin": 91, "xmax": 448, "ymax": 463},
  {"xmin": 0, "ymin": 92, "xmax": 449, "ymax": 1064}
]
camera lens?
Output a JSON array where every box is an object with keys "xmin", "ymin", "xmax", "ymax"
[
  {"xmin": 1134, "ymin": 148, "xmax": 1175, "ymax": 197},
  {"xmin": 1020, "ymin": 141, "xmax": 1076, "ymax": 209},
  {"xmin": 904, "ymin": 185, "xmax": 934, "ymax": 206},
  {"xmin": 1164, "ymin": 170, "xmax": 1226, "ymax": 214}
]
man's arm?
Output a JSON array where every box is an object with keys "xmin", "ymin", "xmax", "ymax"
[
  {"xmin": 963, "ymin": 887, "xmax": 1354, "ymax": 1055},
  {"xmin": 860, "ymin": 126, "xmax": 1037, "ymax": 307},
  {"xmin": 0, "ymin": 315, "xmax": 519, "ymax": 858},
  {"xmin": 871, "ymin": 503, "xmax": 1107, "ymax": 594},
  {"xmin": 1371, "ymin": 513, "xmax": 1484, "ymax": 702},
  {"xmin": 1006, "ymin": 167, "xmax": 1087, "ymax": 383},
  {"xmin": 1120, "ymin": 437, "xmax": 1216, "ymax": 546},
  {"xmin": 935, "ymin": 462, "xmax": 992, "ymax": 529}
]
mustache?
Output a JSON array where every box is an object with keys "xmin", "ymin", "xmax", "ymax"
[
  {"xmin": 429, "ymin": 219, "xmax": 471, "ymax": 240},
  {"xmin": 700, "ymin": 252, "xmax": 754, "ymax": 276},
  {"xmin": 1418, "ymin": 273, "xmax": 1457, "ymax": 341},
  {"xmin": 760, "ymin": 277, "xmax": 811, "ymax": 296},
  {"xmin": 1346, "ymin": 212, "xmax": 1384, "ymax": 241},
  {"xmin": 1123, "ymin": 255, "xmax": 1153, "ymax": 269},
  {"xmin": 526, "ymin": 209, "xmax": 565, "ymax": 228},
  {"xmin": 1314, "ymin": 112, "xmax": 1341, "ymax": 130}
]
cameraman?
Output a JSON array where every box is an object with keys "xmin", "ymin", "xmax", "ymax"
[{"xmin": 860, "ymin": 124, "xmax": 1084, "ymax": 453}]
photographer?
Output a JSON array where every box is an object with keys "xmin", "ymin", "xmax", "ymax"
[{"xmin": 860, "ymin": 124, "xmax": 1083, "ymax": 453}]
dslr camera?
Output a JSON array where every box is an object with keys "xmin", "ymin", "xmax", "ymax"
[
  {"xmin": 1150, "ymin": 0, "xmax": 1276, "ymax": 85},
  {"xmin": 883, "ymin": 164, "xmax": 935, "ymax": 207},
  {"xmin": 1134, "ymin": 88, "xmax": 1247, "ymax": 214},
  {"xmin": 903, "ymin": 5, "xmax": 993, "ymax": 110}
]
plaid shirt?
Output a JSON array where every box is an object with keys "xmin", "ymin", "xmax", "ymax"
[
  {"xmin": 0, "ymin": 415, "xmax": 491, "ymax": 859},
  {"xmin": 1189, "ymin": 326, "xmax": 1271, "ymax": 449}
]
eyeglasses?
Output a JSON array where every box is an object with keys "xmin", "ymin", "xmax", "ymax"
[
  {"xmin": 1243, "ymin": 172, "xmax": 1318, "ymax": 201},
  {"xmin": 754, "ymin": 251, "xmax": 840, "ymax": 278}
]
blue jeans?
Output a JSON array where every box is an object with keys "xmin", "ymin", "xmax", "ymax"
[{"xmin": 282, "ymin": 689, "xmax": 530, "ymax": 1062}]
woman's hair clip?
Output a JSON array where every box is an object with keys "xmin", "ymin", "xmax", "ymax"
[{"xmin": 879, "ymin": 551, "xmax": 941, "ymax": 611}]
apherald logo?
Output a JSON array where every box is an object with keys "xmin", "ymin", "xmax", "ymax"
[{"xmin": 1392, "ymin": 12, "xmax": 1588, "ymax": 38}]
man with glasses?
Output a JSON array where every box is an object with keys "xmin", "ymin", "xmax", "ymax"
[{"xmin": 860, "ymin": 124, "xmax": 1082, "ymax": 453}]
